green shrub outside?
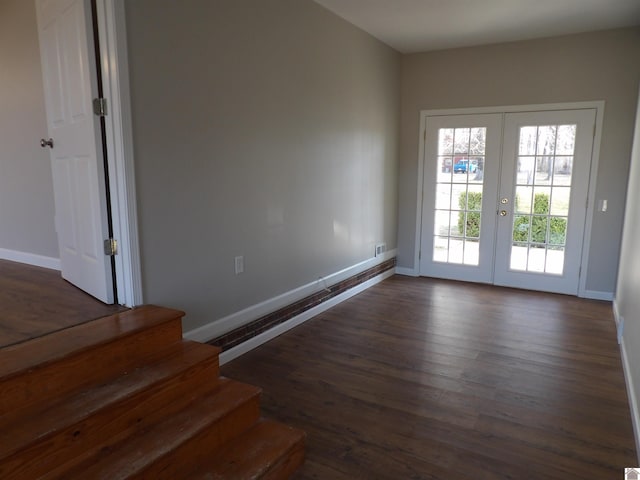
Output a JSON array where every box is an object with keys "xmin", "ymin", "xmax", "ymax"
[
  {"xmin": 454, "ymin": 191, "xmax": 566, "ymax": 245},
  {"xmin": 513, "ymin": 193, "xmax": 567, "ymax": 245},
  {"xmin": 458, "ymin": 191, "xmax": 482, "ymax": 239}
]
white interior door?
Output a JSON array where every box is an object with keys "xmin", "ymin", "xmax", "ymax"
[
  {"xmin": 494, "ymin": 109, "xmax": 596, "ymax": 294},
  {"xmin": 36, "ymin": 0, "xmax": 114, "ymax": 303},
  {"xmin": 420, "ymin": 108, "xmax": 596, "ymax": 296},
  {"xmin": 419, "ymin": 114, "xmax": 502, "ymax": 283}
]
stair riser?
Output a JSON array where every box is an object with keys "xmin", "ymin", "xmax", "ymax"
[
  {"xmin": 1, "ymin": 354, "xmax": 220, "ymax": 480},
  {"xmin": 0, "ymin": 318, "xmax": 183, "ymax": 414},
  {"xmin": 188, "ymin": 420, "xmax": 306, "ymax": 480},
  {"xmin": 261, "ymin": 442, "xmax": 306, "ymax": 480},
  {"xmin": 131, "ymin": 396, "xmax": 262, "ymax": 480}
]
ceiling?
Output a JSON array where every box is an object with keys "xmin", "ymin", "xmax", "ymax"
[{"xmin": 313, "ymin": 0, "xmax": 640, "ymax": 53}]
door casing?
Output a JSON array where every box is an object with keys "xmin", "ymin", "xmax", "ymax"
[
  {"xmin": 412, "ymin": 102, "xmax": 605, "ymax": 299},
  {"xmin": 94, "ymin": 0, "xmax": 142, "ymax": 306}
]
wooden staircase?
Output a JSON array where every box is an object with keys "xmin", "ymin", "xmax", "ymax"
[{"xmin": 0, "ymin": 306, "xmax": 305, "ymax": 479}]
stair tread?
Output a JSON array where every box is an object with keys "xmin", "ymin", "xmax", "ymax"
[
  {"xmin": 61, "ymin": 377, "xmax": 262, "ymax": 480},
  {"xmin": 0, "ymin": 305, "xmax": 187, "ymax": 381},
  {"xmin": 0, "ymin": 340, "xmax": 219, "ymax": 459},
  {"xmin": 0, "ymin": 305, "xmax": 304, "ymax": 480},
  {"xmin": 189, "ymin": 419, "xmax": 306, "ymax": 480}
]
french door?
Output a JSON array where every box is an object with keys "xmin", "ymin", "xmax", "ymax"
[
  {"xmin": 419, "ymin": 108, "xmax": 596, "ymax": 295},
  {"xmin": 420, "ymin": 114, "xmax": 502, "ymax": 283}
]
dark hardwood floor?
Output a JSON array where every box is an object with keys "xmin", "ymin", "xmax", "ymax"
[
  {"xmin": 0, "ymin": 259, "xmax": 127, "ymax": 348},
  {"xmin": 222, "ymin": 275, "xmax": 637, "ymax": 480}
]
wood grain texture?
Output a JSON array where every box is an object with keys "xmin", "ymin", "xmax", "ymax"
[
  {"xmin": 0, "ymin": 305, "xmax": 304, "ymax": 479},
  {"xmin": 0, "ymin": 306, "xmax": 185, "ymax": 414},
  {"xmin": 0, "ymin": 341, "xmax": 220, "ymax": 479},
  {"xmin": 222, "ymin": 275, "xmax": 637, "ymax": 480},
  {"xmin": 60, "ymin": 377, "xmax": 263, "ymax": 480},
  {"xmin": 188, "ymin": 419, "xmax": 306, "ymax": 480},
  {"xmin": 0, "ymin": 259, "xmax": 127, "ymax": 348}
]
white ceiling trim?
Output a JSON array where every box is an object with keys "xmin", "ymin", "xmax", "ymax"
[{"xmin": 314, "ymin": 0, "xmax": 640, "ymax": 53}]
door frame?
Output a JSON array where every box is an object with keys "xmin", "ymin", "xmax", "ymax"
[
  {"xmin": 412, "ymin": 101, "xmax": 605, "ymax": 299},
  {"xmin": 93, "ymin": 0, "xmax": 142, "ymax": 306}
]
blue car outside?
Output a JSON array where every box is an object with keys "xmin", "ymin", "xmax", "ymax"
[{"xmin": 453, "ymin": 159, "xmax": 477, "ymax": 173}]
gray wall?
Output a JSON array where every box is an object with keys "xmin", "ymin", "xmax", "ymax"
[
  {"xmin": 398, "ymin": 27, "xmax": 640, "ymax": 294},
  {"xmin": 0, "ymin": 0, "xmax": 58, "ymax": 258},
  {"xmin": 616, "ymin": 84, "xmax": 640, "ymax": 450},
  {"xmin": 124, "ymin": 0, "xmax": 400, "ymax": 332}
]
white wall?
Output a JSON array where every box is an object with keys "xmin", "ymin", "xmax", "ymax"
[
  {"xmin": 0, "ymin": 0, "xmax": 58, "ymax": 259},
  {"xmin": 124, "ymin": 0, "xmax": 400, "ymax": 333},
  {"xmin": 616, "ymin": 83, "xmax": 640, "ymax": 457},
  {"xmin": 398, "ymin": 27, "xmax": 640, "ymax": 295}
]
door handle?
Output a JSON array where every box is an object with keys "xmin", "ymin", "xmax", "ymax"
[{"xmin": 40, "ymin": 138, "xmax": 54, "ymax": 149}]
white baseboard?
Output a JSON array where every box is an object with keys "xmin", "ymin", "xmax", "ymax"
[
  {"xmin": 613, "ymin": 298, "xmax": 624, "ymax": 345},
  {"xmin": 395, "ymin": 271, "xmax": 614, "ymax": 300},
  {"xmin": 395, "ymin": 266, "xmax": 418, "ymax": 277},
  {"xmin": 0, "ymin": 248, "xmax": 60, "ymax": 270},
  {"xmin": 219, "ymin": 268, "xmax": 395, "ymax": 365},
  {"xmin": 620, "ymin": 338, "xmax": 640, "ymax": 465},
  {"xmin": 183, "ymin": 249, "xmax": 397, "ymax": 343},
  {"xmin": 580, "ymin": 289, "xmax": 614, "ymax": 301}
]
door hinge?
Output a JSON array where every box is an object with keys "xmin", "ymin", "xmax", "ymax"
[
  {"xmin": 418, "ymin": 250, "xmax": 421, "ymax": 260},
  {"xmin": 104, "ymin": 238, "xmax": 118, "ymax": 256},
  {"xmin": 93, "ymin": 97, "xmax": 108, "ymax": 117}
]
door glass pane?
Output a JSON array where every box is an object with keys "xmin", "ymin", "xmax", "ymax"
[
  {"xmin": 435, "ymin": 184, "xmax": 452, "ymax": 210},
  {"xmin": 448, "ymin": 238, "xmax": 464, "ymax": 264},
  {"xmin": 470, "ymin": 127, "xmax": 486, "ymax": 155},
  {"xmin": 534, "ymin": 157, "xmax": 553, "ymax": 185},
  {"xmin": 519, "ymin": 126, "xmax": 538, "ymax": 155},
  {"xmin": 434, "ymin": 210, "xmax": 452, "ymax": 237},
  {"xmin": 433, "ymin": 126, "xmax": 486, "ymax": 265},
  {"xmin": 439, "ymin": 129, "xmax": 454, "ymax": 154},
  {"xmin": 515, "ymin": 186, "xmax": 533, "ymax": 214},
  {"xmin": 517, "ymin": 156, "xmax": 535, "ymax": 184},
  {"xmin": 463, "ymin": 239, "xmax": 479, "ymax": 265},
  {"xmin": 550, "ymin": 187, "xmax": 570, "ymax": 215},
  {"xmin": 536, "ymin": 126, "xmax": 556, "ymax": 155},
  {"xmin": 510, "ymin": 244, "xmax": 527, "ymax": 270},
  {"xmin": 555, "ymin": 125, "xmax": 576, "ymax": 154},
  {"xmin": 454, "ymin": 129, "xmax": 470, "ymax": 154},
  {"xmin": 438, "ymin": 156, "xmax": 452, "ymax": 175},
  {"xmin": 509, "ymin": 124, "xmax": 576, "ymax": 275},
  {"xmin": 467, "ymin": 184, "xmax": 483, "ymax": 210},
  {"xmin": 553, "ymin": 156, "xmax": 573, "ymax": 185},
  {"xmin": 433, "ymin": 236, "xmax": 449, "ymax": 262}
]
